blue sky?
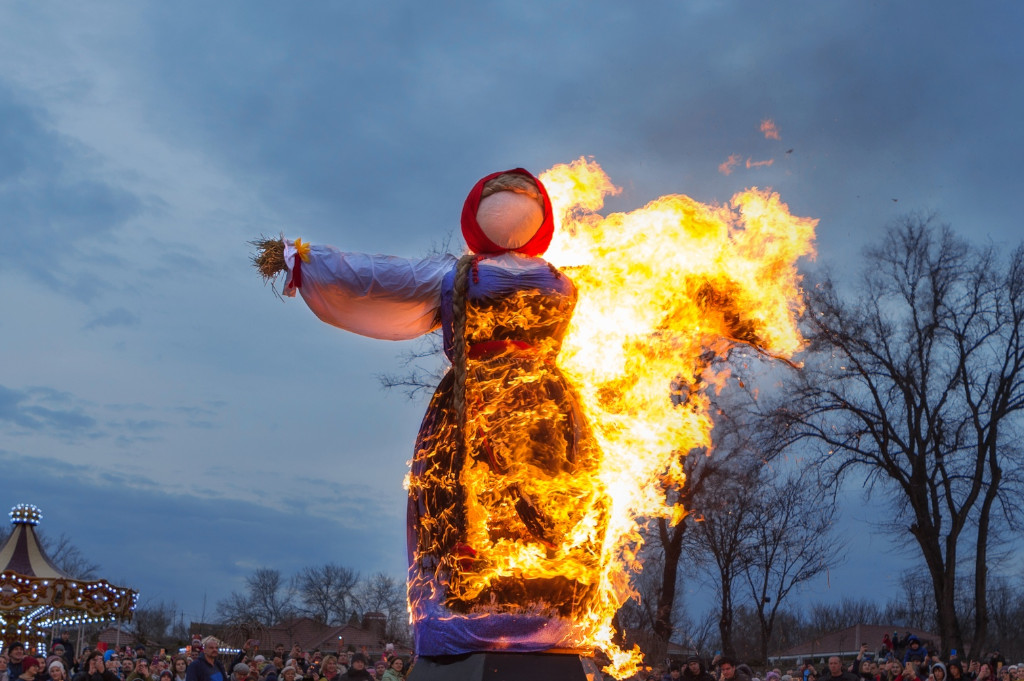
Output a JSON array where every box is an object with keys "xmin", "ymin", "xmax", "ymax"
[{"xmin": 1, "ymin": 2, "xmax": 1022, "ymax": 627}]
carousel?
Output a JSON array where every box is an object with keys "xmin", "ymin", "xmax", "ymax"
[{"xmin": 0, "ymin": 504, "xmax": 137, "ymax": 648}]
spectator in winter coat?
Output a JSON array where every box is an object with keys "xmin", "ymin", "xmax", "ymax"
[
  {"xmin": 184, "ymin": 641, "xmax": 227, "ymax": 681},
  {"xmin": 126, "ymin": 659, "xmax": 154, "ymax": 681},
  {"xmin": 317, "ymin": 656, "xmax": 342, "ymax": 681},
  {"xmin": 904, "ymin": 638, "xmax": 928, "ymax": 665},
  {"xmin": 172, "ymin": 657, "xmax": 189, "ymax": 681},
  {"xmin": 719, "ymin": 658, "xmax": 747, "ymax": 681},
  {"xmin": 683, "ymin": 658, "xmax": 715, "ymax": 681},
  {"xmin": 49, "ymin": 648, "xmax": 71, "ymax": 678},
  {"xmin": 822, "ymin": 657, "xmax": 859, "ymax": 681},
  {"xmin": 19, "ymin": 657, "xmax": 42, "ymax": 681},
  {"xmin": 45, "ymin": 661, "xmax": 69, "ymax": 681},
  {"xmin": 379, "ymin": 658, "xmax": 404, "ymax": 681},
  {"xmin": 7, "ymin": 642, "xmax": 27, "ymax": 680},
  {"xmin": 341, "ymin": 655, "xmax": 370, "ymax": 681},
  {"xmin": 71, "ymin": 653, "xmax": 117, "ymax": 681}
]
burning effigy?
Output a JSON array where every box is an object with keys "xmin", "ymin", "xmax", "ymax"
[{"xmin": 253, "ymin": 158, "xmax": 815, "ymax": 678}]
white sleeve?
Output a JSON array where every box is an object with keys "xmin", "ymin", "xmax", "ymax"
[{"xmin": 283, "ymin": 240, "xmax": 456, "ymax": 341}]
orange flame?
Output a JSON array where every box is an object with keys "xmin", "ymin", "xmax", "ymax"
[{"xmin": 541, "ymin": 158, "xmax": 816, "ymax": 676}]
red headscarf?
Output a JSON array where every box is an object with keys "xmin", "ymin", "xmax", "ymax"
[{"xmin": 460, "ymin": 168, "xmax": 554, "ymax": 256}]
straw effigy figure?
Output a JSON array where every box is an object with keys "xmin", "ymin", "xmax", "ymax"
[{"xmin": 253, "ymin": 169, "xmax": 606, "ymax": 655}]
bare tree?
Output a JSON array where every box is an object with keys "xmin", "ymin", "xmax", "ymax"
[
  {"xmin": 44, "ymin": 532, "xmax": 101, "ymax": 579},
  {"xmin": 651, "ymin": 421, "xmax": 739, "ymax": 649},
  {"xmin": 357, "ymin": 572, "xmax": 409, "ymax": 643},
  {"xmin": 217, "ymin": 590, "xmax": 259, "ymax": 627},
  {"xmin": 674, "ymin": 607, "xmax": 719, "ymax": 658},
  {"xmin": 741, "ymin": 469, "xmax": 841, "ymax": 665},
  {"xmin": 806, "ymin": 597, "xmax": 886, "ymax": 635},
  {"xmin": 771, "ymin": 217, "xmax": 1024, "ymax": 656},
  {"xmin": 217, "ymin": 568, "xmax": 297, "ymax": 626},
  {"xmin": 984, "ymin": 574, "xmax": 1024, "ymax": 659},
  {"xmin": 688, "ymin": 462, "xmax": 760, "ymax": 658},
  {"xmin": 649, "ymin": 362, "xmax": 779, "ymax": 652},
  {"xmin": 378, "ymin": 332, "xmax": 448, "ymax": 400},
  {"xmin": 617, "ymin": 543, "xmax": 674, "ymax": 662},
  {"xmin": 296, "ymin": 563, "xmax": 359, "ymax": 624},
  {"xmin": 132, "ymin": 599, "xmax": 177, "ymax": 645}
]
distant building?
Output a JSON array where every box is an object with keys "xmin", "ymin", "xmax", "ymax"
[
  {"xmin": 96, "ymin": 626, "xmax": 141, "ymax": 650},
  {"xmin": 189, "ymin": 615, "xmax": 411, "ymax": 659},
  {"xmin": 771, "ymin": 624, "xmax": 938, "ymax": 664}
]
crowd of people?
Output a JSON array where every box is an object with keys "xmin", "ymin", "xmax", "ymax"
[
  {"xmin": 629, "ymin": 636, "xmax": 1024, "ymax": 681},
  {"xmin": 0, "ymin": 635, "xmax": 408, "ymax": 681},
  {"xmin": 1, "ymin": 631, "xmax": 1020, "ymax": 681}
]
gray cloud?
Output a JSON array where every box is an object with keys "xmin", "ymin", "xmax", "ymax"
[
  {"xmin": 0, "ymin": 78, "xmax": 144, "ymax": 294},
  {"xmin": 0, "ymin": 80, "xmax": 141, "ymax": 298},
  {"xmin": 85, "ymin": 307, "xmax": 140, "ymax": 330},
  {"xmin": 0, "ymin": 384, "xmax": 97, "ymax": 434}
]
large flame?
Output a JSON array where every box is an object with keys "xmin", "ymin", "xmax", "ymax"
[
  {"xmin": 543, "ymin": 158, "xmax": 816, "ymax": 676},
  {"xmin": 406, "ymin": 158, "xmax": 815, "ymax": 679}
]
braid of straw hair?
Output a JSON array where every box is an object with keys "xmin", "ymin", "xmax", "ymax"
[
  {"xmin": 447, "ymin": 253, "xmax": 476, "ymax": 565},
  {"xmin": 452, "ymin": 254, "xmax": 476, "ymax": 449}
]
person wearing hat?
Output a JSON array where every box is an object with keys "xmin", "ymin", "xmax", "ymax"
[
  {"xmin": 6, "ymin": 643, "xmax": 27, "ymax": 679},
  {"xmin": 49, "ymin": 646, "xmax": 70, "ymax": 676},
  {"xmin": 683, "ymin": 657, "xmax": 714, "ymax": 681},
  {"xmin": 19, "ymin": 657, "xmax": 42, "ymax": 681},
  {"xmin": 232, "ymin": 664, "xmax": 251, "ymax": 681},
  {"xmin": 45, "ymin": 660, "xmax": 68, "ymax": 681},
  {"xmin": 50, "ymin": 634, "xmax": 74, "ymax": 673},
  {"xmin": 341, "ymin": 655, "xmax": 369, "ymax": 681}
]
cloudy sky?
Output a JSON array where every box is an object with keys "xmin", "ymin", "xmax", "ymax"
[{"xmin": 1, "ymin": 2, "xmax": 1021, "ymax": 628}]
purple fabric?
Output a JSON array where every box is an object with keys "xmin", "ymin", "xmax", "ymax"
[{"xmin": 408, "ymin": 256, "xmax": 583, "ymax": 655}]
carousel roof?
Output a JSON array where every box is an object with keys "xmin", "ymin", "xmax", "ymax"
[{"xmin": 0, "ymin": 505, "xmax": 72, "ymax": 580}]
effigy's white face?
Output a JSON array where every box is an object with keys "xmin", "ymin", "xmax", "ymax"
[{"xmin": 476, "ymin": 191, "xmax": 543, "ymax": 249}]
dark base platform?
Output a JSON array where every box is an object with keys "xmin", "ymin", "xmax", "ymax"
[{"xmin": 407, "ymin": 652, "xmax": 602, "ymax": 681}]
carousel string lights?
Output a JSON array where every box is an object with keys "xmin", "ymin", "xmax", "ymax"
[{"xmin": 0, "ymin": 504, "xmax": 137, "ymax": 644}]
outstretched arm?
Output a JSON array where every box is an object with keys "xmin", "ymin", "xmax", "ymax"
[{"xmin": 256, "ymin": 237, "xmax": 456, "ymax": 341}]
